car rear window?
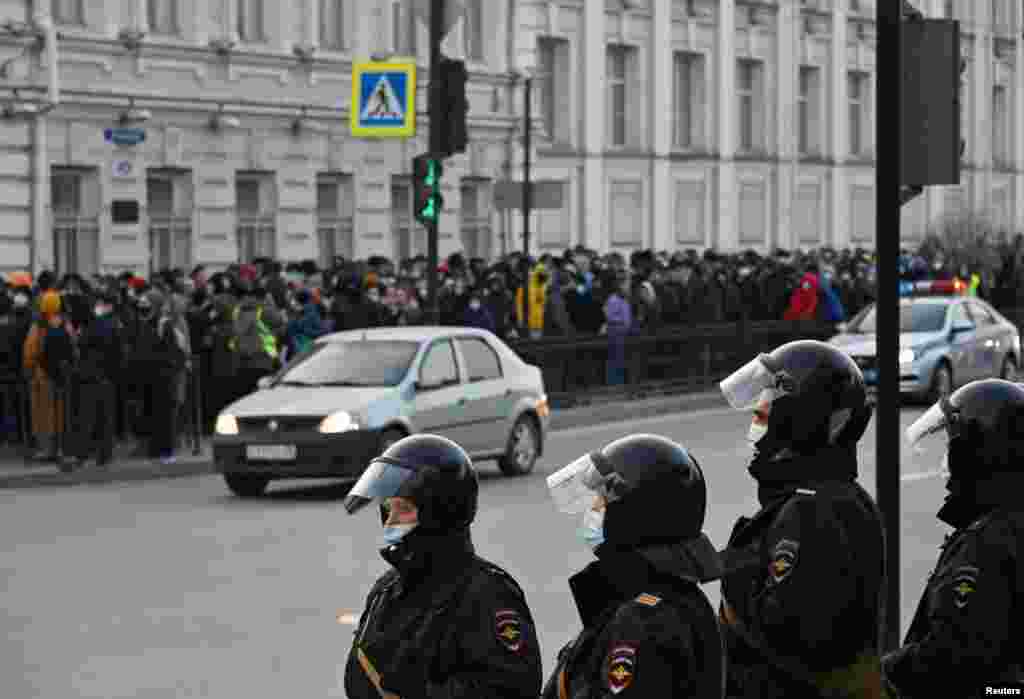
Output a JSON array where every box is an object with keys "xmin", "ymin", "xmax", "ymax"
[
  {"xmin": 276, "ymin": 341, "xmax": 419, "ymax": 387},
  {"xmin": 850, "ymin": 303, "xmax": 947, "ymax": 334}
]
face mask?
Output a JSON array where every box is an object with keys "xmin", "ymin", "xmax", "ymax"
[
  {"xmin": 576, "ymin": 284, "xmax": 585, "ymax": 294},
  {"xmin": 94, "ymin": 305, "xmax": 111, "ymax": 317},
  {"xmin": 940, "ymin": 449, "xmax": 949, "ymax": 474},
  {"xmin": 383, "ymin": 522, "xmax": 418, "ymax": 547},
  {"xmin": 367, "ymin": 293, "xmax": 380, "ymax": 304},
  {"xmin": 13, "ymin": 294, "xmax": 28, "ymax": 308},
  {"xmin": 417, "ymin": 284, "xmax": 428, "ymax": 296},
  {"xmin": 469, "ymin": 300, "xmax": 481, "ymax": 311},
  {"xmin": 578, "ymin": 508, "xmax": 605, "ymax": 550},
  {"xmin": 748, "ymin": 420, "xmax": 768, "ymax": 445}
]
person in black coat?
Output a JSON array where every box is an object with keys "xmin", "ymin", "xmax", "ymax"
[
  {"xmin": 543, "ymin": 434, "xmax": 724, "ymax": 698},
  {"xmin": 717, "ymin": 340, "xmax": 886, "ymax": 698},
  {"xmin": 343, "ymin": 435, "xmax": 542, "ymax": 699},
  {"xmin": 65, "ymin": 293, "xmax": 121, "ymax": 468},
  {"xmin": 884, "ymin": 379, "xmax": 1024, "ymax": 697}
]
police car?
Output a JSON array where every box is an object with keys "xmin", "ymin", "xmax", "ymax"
[{"xmin": 828, "ymin": 279, "xmax": 1021, "ymax": 402}]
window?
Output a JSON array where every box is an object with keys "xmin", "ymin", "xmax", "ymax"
[
  {"xmin": 538, "ymin": 37, "xmax": 571, "ymax": 144},
  {"xmin": 993, "ymin": 84, "xmax": 1010, "ymax": 167},
  {"xmin": 737, "ymin": 60, "xmax": 761, "ymax": 152},
  {"xmin": 237, "ymin": 0, "xmax": 263, "ymax": 42},
  {"xmin": 51, "ymin": 171, "xmax": 81, "ymax": 215},
  {"xmin": 848, "ymin": 71, "xmax": 869, "ymax": 156},
  {"xmin": 943, "ymin": 0, "xmax": 955, "ymax": 18},
  {"xmin": 317, "ymin": 173, "xmax": 354, "ymax": 267},
  {"xmin": 392, "ymin": 0, "xmax": 417, "ymax": 56},
  {"xmin": 607, "ymin": 45, "xmax": 629, "ymax": 147},
  {"xmin": 51, "ymin": 0, "xmax": 83, "ymax": 24},
  {"xmin": 949, "ymin": 303, "xmax": 970, "ymax": 328},
  {"xmin": 610, "ymin": 181, "xmax": 642, "ymax": 247},
  {"xmin": 278, "ymin": 341, "xmax": 419, "ymax": 387},
  {"xmin": 852, "ymin": 303, "xmax": 949, "ymax": 333},
  {"xmin": 968, "ymin": 302, "xmax": 997, "ymax": 326},
  {"xmin": 320, "ymin": 0, "xmax": 346, "ymax": 50},
  {"xmin": 419, "ymin": 340, "xmax": 459, "ymax": 386},
  {"xmin": 458, "ymin": 338, "xmax": 502, "ymax": 381},
  {"xmin": 463, "ymin": 0, "xmax": 484, "ymax": 61},
  {"xmin": 673, "ymin": 53, "xmax": 702, "ymax": 149},
  {"xmin": 798, "ymin": 66, "xmax": 820, "ymax": 156},
  {"xmin": 318, "ymin": 180, "xmax": 339, "ymax": 217},
  {"xmin": 236, "ymin": 180, "xmax": 261, "ymax": 216},
  {"xmin": 992, "ymin": 0, "xmax": 1011, "ymax": 32},
  {"xmin": 147, "ymin": 0, "xmax": 178, "ymax": 34}
]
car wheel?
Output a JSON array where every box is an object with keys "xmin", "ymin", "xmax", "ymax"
[
  {"xmin": 1000, "ymin": 356, "xmax": 1017, "ymax": 382},
  {"xmin": 499, "ymin": 416, "xmax": 540, "ymax": 476},
  {"xmin": 929, "ymin": 363, "xmax": 953, "ymax": 403},
  {"xmin": 224, "ymin": 473, "xmax": 270, "ymax": 497}
]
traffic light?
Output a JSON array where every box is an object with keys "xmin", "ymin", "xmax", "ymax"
[
  {"xmin": 438, "ymin": 57, "xmax": 468, "ymax": 157},
  {"xmin": 413, "ymin": 153, "xmax": 443, "ymax": 225},
  {"xmin": 899, "ymin": 18, "xmax": 961, "ymax": 187},
  {"xmin": 958, "ymin": 57, "xmax": 967, "ymax": 161}
]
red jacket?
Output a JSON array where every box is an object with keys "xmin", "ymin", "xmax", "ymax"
[{"xmin": 783, "ymin": 272, "xmax": 820, "ymax": 321}]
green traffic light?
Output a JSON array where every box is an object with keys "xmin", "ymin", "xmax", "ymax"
[
  {"xmin": 424, "ymin": 160, "xmax": 439, "ymax": 187},
  {"xmin": 422, "ymin": 196, "xmax": 438, "ymax": 221}
]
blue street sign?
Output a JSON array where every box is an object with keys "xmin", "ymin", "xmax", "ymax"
[
  {"xmin": 350, "ymin": 61, "xmax": 416, "ymax": 138},
  {"xmin": 104, "ymin": 127, "xmax": 147, "ymax": 146}
]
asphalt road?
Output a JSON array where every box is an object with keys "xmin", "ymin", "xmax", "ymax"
[{"xmin": 1, "ymin": 405, "xmax": 948, "ymax": 699}]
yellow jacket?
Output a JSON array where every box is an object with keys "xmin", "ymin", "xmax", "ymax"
[{"xmin": 516, "ymin": 266, "xmax": 547, "ymax": 331}]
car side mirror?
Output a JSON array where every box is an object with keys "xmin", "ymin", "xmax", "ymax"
[
  {"xmin": 950, "ymin": 320, "xmax": 975, "ymax": 337},
  {"xmin": 257, "ymin": 376, "xmax": 273, "ymax": 390}
]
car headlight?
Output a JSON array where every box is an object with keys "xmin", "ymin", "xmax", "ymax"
[
  {"xmin": 899, "ymin": 348, "xmax": 916, "ymax": 365},
  {"xmin": 318, "ymin": 411, "xmax": 360, "ymax": 434},
  {"xmin": 215, "ymin": 414, "xmax": 239, "ymax": 435}
]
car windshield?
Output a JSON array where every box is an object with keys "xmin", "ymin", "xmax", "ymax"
[
  {"xmin": 275, "ymin": 341, "xmax": 419, "ymax": 387},
  {"xmin": 849, "ymin": 303, "xmax": 948, "ymax": 334}
]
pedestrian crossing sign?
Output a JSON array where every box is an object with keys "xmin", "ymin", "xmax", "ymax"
[{"xmin": 350, "ymin": 61, "xmax": 416, "ymax": 138}]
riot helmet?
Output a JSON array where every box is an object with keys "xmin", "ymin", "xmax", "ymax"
[
  {"xmin": 906, "ymin": 379, "xmax": 1024, "ymax": 485},
  {"xmin": 547, "ymin": 434, "xmax": 707, "ymax": 550},
  {"xmin": 343, "ymin": 434, "xmax": 478, "ymax": 532},
  {"xmin": 720, "ymin": 339, "xmax": 872, "ymax": 460}
]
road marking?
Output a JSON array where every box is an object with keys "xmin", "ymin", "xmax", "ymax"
[{"xmin": 900, "ymin": 468, "xmax": 948, "ymax": 483}]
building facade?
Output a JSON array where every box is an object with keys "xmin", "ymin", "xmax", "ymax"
[
  {"xmin": 516, "ymin": 0, "xmax": 1024, "ymax": 257},
  {"xmin": 0, "ymin": 0, "xmax": 522, "ymax": 277},
  {"xmin": 0, "ymin": 0, "xmax": 1020, "ymax": 277}
]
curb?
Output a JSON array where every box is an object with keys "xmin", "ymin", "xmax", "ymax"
[{"xmin": 0, "ymin": 390, "xmax": 725, "ymax": 490}]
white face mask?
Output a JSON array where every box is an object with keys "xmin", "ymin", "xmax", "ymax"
[
  {"xmin": 748, "ymin": 420, "xmax": 768, "ymax": 445},
  {"xmin": 469, "ymin": 300, "xmax": 481, "ymax": 311},
  {"xmin": 578, "ymin": 508, "xmax": 606, "ymax": 551},
  {"xmin": 382, "ymin": 522, "xmax": 418, "ymax": 547},
  {"xmin": 13, "ymin": 294, "xmax": 29, "ymax": 308}
]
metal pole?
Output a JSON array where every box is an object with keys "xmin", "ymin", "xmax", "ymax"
[
  {"xmin": 876, "ymin": 0, "xmax": 903, "ymax": 653},
  {"xmin": 522, "ymin": 76, "xmax": 532, "ymax": 335},
  {"xmin": 426, "ymin": 0, "xmax": 445, "ymax": 325}
]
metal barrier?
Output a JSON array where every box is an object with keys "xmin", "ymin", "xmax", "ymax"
[{"xmin": 509, "ymin": 320, "xmax": 839, "ymax": 407}]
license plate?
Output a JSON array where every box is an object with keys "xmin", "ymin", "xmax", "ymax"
[
  {"xmin": 863, "ymin": 369, "xmax": 878, "ymax": 383},
  {"xmin": 246, "ymin": 445, "xmax": 297, "ymax": 461}
]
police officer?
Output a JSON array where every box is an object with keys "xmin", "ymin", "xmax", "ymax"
[
  {"xmin": 542, "ymin": 433, "xmax": 724, "ymax": 698},
  {"xmin": 717, "ymin": 340, "xmax": 887, "ymax": 698},
  {"xmin": 342, "ymin": 434, "xmax": 542, "ymax": 699},
  {"xmin": 883, "ymin": 379, "xmax": 1024, "ymax": 697}
]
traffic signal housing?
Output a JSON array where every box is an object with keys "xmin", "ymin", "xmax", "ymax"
[
  {"xmin": 899, "ymin": 18, "xmax": 961, "ymax": 186},
  {"xmin": 438, "ymin": 57, "xmax": 468, "ymax": 157},
  {"xmin": 413, "ymin": 154, "xmax": 443, "ymax": 225}
]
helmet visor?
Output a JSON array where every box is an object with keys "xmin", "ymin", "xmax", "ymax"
[
  {"xmin": 720, "ymin": 354, "xmax": 793, "ymax": 410},
  {"xmin": 548, "ymin": 453, "xmax": 632, "ymax": 514},
  {"xmin": 343, "ymin": 459, "xmax": 417, "ymax": 515},
  {"xmin": 905, "ymin": 401, "xmax": 950, "ymax": 452}
]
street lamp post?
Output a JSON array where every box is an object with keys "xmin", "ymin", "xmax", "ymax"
[{"xmin": 521, "ymin": 74, "xmax": 533, "ymax": 334}]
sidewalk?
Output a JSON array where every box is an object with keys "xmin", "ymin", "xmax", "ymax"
[{"xmin": 0, "ymin": 389, "xmax": 727, "ymax": 490}]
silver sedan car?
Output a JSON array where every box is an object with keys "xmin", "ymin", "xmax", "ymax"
[{"xmin": 212, "ymin": 326, "xmax": 550, "ymax": 496}]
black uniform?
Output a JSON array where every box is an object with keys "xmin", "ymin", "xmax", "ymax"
[
  {"xmin": 719, "ymin": 448, "xmax": 886, "ymax": 698},
  {"xmin": 342, "ymin": 434, "xmax": 543, "ymax": 699},
  {"xmin": 542, "ymin": 434, "xmax": 725, "ymax": 698},
  {"xmin": 884, "ymin": 379, "xmax": 1024, "ymax": 697},
  {"xmin": 717, "ymin": 340, "xmax": 886, "ymax": 698}
]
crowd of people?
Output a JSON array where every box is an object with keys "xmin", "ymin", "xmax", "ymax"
[{"xmin": 0, "ymin": 241, "xmax": 1013, "ymax": 469}]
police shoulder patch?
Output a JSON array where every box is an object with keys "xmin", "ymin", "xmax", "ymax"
[
  {"xmin": 634, "ymin": 593, "xmax": 661, "ymax": 607},
  {"xmin": 769, "ymin": 538, "xmax": 800, "ymax": 584},
  {"xmin": 494, "ymin": 609, "xmax": 526, "ymax": 653},
  {"xmin": 606, "ymin": 643, "xmax": 637, "ymax": 695},
  {"xmin": 950, "ymin": 566, "xmax": 979, "ymax": 609}
]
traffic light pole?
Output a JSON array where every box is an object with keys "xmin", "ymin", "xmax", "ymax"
[
  {"xmin": 426, "ymin": 0, "xmax": 445, "ymax": 325},
  {"xmin": 522, "ymin": 75, "xmax": 532, "ymax": 335},
  {"xmin": 877, "ymin": 0, "xmax": 903, "ymax": 653}
]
